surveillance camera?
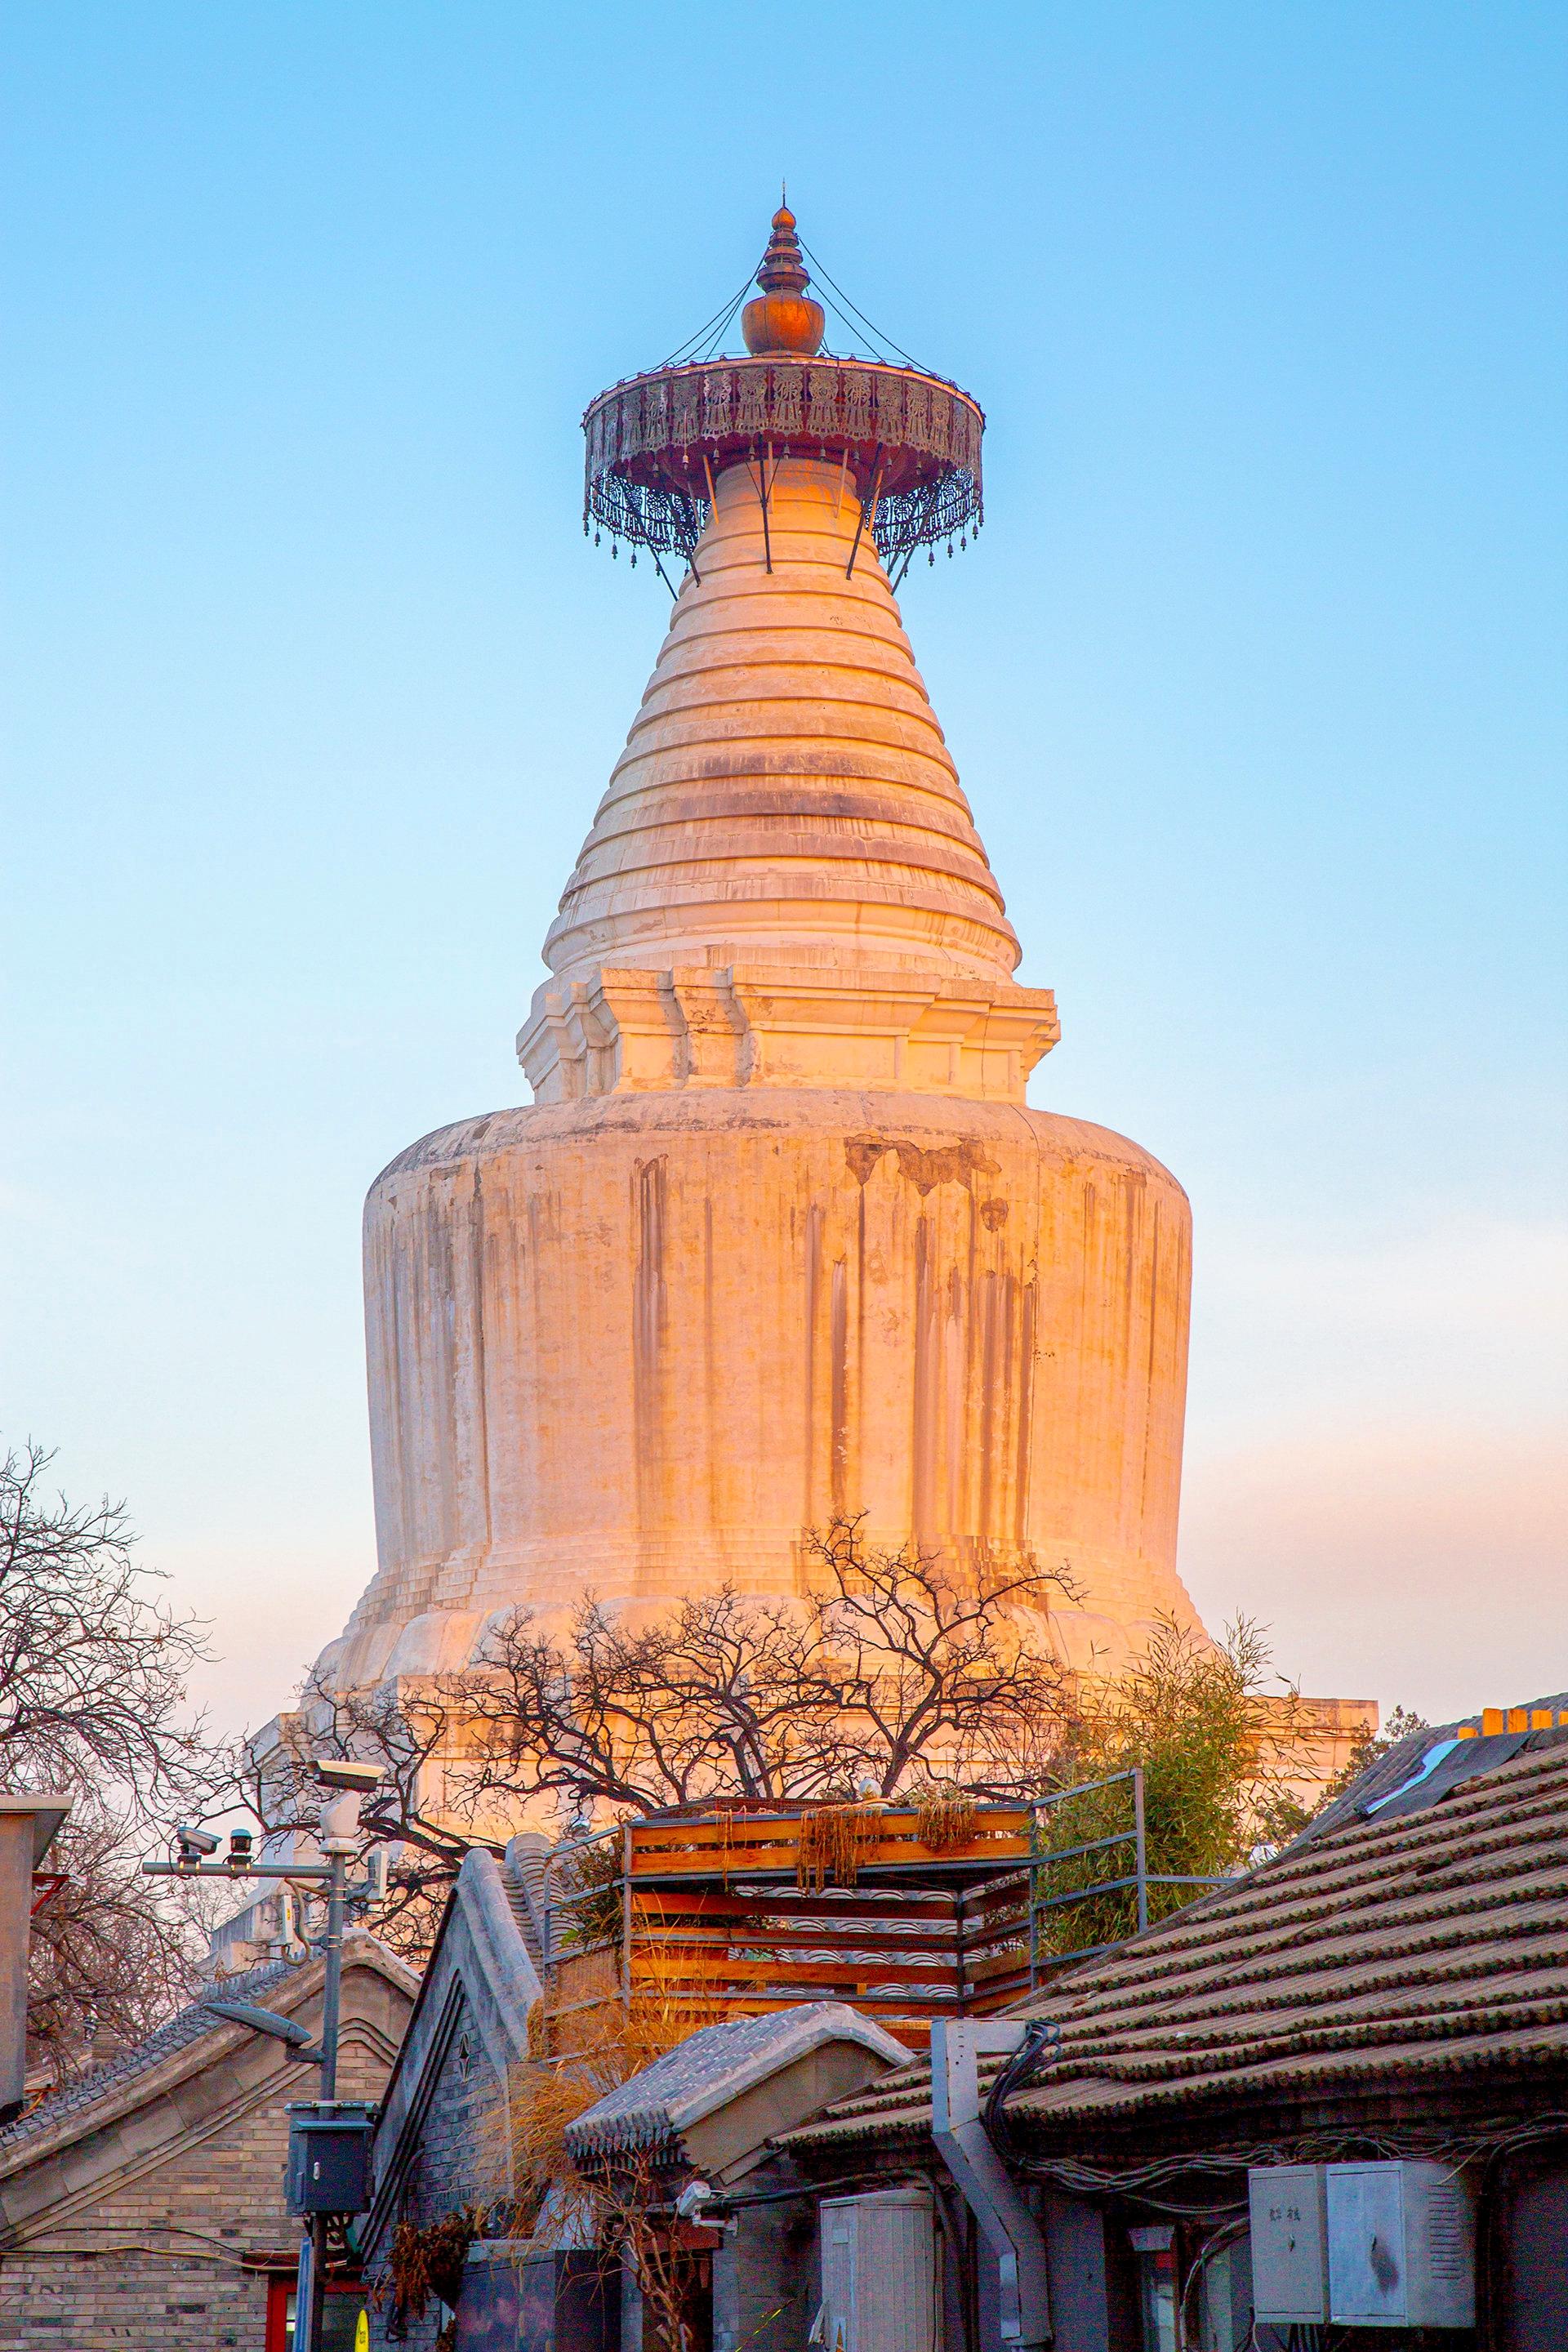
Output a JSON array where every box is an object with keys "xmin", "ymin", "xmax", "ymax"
[
  {"xmin": 176, "ymin": 1825, "xmax": 220, "ymax": 1861},
  {"xmin": 675, "ymin": 2180, "xmax": 714, "ymax": 2222},
  {"xmin": 311, "ymin": 1760, "xmax": 385, "ymax": 1793},
  {"xmin": 227, "ymin": 1829, "xmax": 255, "ymax": 1866}
]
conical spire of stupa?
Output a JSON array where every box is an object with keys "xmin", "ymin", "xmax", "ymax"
[
  {"xmin": 524, "ymin": 207, "xmax": 1057, "ymax": 1102},
  {"xmin": 543, "ymin": 454, "xmax": 1021, "ymax": 989}
]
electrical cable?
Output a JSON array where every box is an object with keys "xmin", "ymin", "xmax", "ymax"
[
  {"xmin": 692, "ymin": 294, "xmax": 750, "ymax": 365},
  {"xmin": 706, "ymin": 2167, "xmax": 920, "ymax": 2213},
  {"xmin": 661, "ymin": 267, "xmax": 760, "ymax": 368},
  {"xmin": 1013, "ymin": 2113, "xmax": 1568, "ymax": 2207},
  {"xmin": 807, "ymin": 290, "xmax": 864, "ymax": 358},
  {"xmin": 661, "ymin": 280, "xmax": 750, "ymax": 367},
  {"xmin": 982, "ymin": 2020, "xmax": 1059, "ymax": 2163},
  {"xmin": 1180, "ymin": 2216, "xmax": 1250, "ymax": 2346},
  {"xmin": 665, "ymin": 230, "xmax": 936, "ymax": 374},
  {"xmin": 809, "ymin": 284, "xmax": 918, "ymax": 366},
  {"xmin": 24, "ymin": 2234, "xmax": 265, "ymax": 2270},
  {"xmin": 797, "ymin": 239, "xmax": 928, "ymax": 371}
]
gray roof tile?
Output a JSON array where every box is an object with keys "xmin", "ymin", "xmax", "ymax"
[
  {"xmin": 782, "ymin": 1732, "xmax": 1568, "ymax": 2151},
  {"xmin": 0, "ymin": 1955, "xmax": 301, "ymax": 2154},
  {"xmin": 567, "ymin": 2001, "xmax": 906, "ymax": 2160}
]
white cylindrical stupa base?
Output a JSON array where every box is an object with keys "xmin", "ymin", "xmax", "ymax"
[{"xmin": 324, "ymin": 1085, "xmax": 1196, "ymax": 1690}]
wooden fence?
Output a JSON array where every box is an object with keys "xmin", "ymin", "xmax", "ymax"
[{"xmin": 550, "ymin": 1806, "xmax": 1037, "ymax": 2050}]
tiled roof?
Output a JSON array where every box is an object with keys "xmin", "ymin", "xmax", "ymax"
[
  {"xmin": 781, "ymin": 1731, "xmax": 1568, "ymax": 2152},
  {"xmin": 567, "ymin": 2002, "xmax": 906, "ymax": 2161},
  {"xmin": 1300, "ymin": 1690, "xmax": 1568, "ymax": 1846},
  {"xmin": 0, "ymin": 1955, "xmax": 301, "ymax": 2158}
]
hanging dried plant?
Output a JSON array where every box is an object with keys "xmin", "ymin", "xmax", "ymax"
[
  {"xmin": 795, "ymin": 1802, "xmax": 880, "ymax": 1892},
  {"xmin": 483, "ymin": 1952, "xmax": 728, "ymax": 2254},
  {"xmin": 384, "ymin": 2207, "xmax": 482, "ymax": 2330},
  {"xmin": 910, "ymin": 1784, "xmax": 980, "ymax": 1853}
]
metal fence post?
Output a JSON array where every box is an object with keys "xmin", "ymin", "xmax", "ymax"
[
  {"xmin": 1027, "ymin": 1804, "xmax": 1040, "ymax": 1995},
  {"xmin": 1133, "ymin": 1768, "xmax": 1148, "ymax": 1935}
]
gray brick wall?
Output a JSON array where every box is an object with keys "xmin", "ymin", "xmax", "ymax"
[
  {"xmin": 0, "ymin": 1964, "xmax": 408, "ymax": 2352},
  {"xmin": 408, "ymin": 2016, "xmax": 505, "ymax": 2225},
  {"xmin": 0, "ymin": 2252, "xmax": 268, "ymax": 2348},
  {"xmin": 367, "ymin": 2002, "xmax": 509, "ymax": 2350}
]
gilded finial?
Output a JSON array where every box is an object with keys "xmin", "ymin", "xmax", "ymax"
[{"xmin": 742, "ymin": 201, "xmax": 826, "ymax": 357}]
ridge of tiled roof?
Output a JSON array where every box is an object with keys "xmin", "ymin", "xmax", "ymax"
[
  {"xmin": 501, "ymin": 1833, "xmax": 552, "ymax": 1967},
  {"xmin": 567, "ymin": 2002, "xmax": 907, "ymax": 2161},
  {"xmin": 1302, "ymin": 1689, "xmax": 1568, "ymax": 1842},
  {"xmin": 0, "ymin": 1953, "xmax": 301, "ymax": 2155},
  {"xmin": 779, "ymin": 1734, "xmax": 1568, "ymax": 2151}
]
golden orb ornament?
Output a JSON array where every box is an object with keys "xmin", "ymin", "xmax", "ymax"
[{"xmin": 741, "ymin": 203, "xmax": 826, "ymax": 357}]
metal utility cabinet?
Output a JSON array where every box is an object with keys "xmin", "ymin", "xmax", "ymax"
[
  {"xmin": 285, "ymin": 2100, "xmax": 377, "ymax": 2216},
  {"xmin": 1250, "ymin": 2159, "xmax": 1475, "ymax": 2331},
  {"xmin": 1248, "ymin": 2165, "xmax": 1329, "ymax": 2327},
  {"xmin": 1325, "ymin": 2161, "xmax": 1475, "ymax": 2329}
]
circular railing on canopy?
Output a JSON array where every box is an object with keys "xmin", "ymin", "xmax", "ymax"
[{"xmin": 581, "ymin": 354, "xmax": 984, "ymax": 577}]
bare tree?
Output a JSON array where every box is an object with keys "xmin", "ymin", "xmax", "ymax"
[
  {"xmin": 26, "ymin": 1816, "xmax": 208, "ymax": 2078},
  {"xmin": 253, "ymin": 1520, "xmax": 1080, "ymax": 1950},
  {"xmin": 443, "ymin": 1516, "xmax": 1078, "ymax": 1822},
  {"xmin": 0, "ymin": 1442, "xmax": 216, "ymax": 1811},
  {"xmin": 289, "ymin": 1530, "xmax": 1314, "ymax": 1989},
  {"xmin": 807, "ymin": 1518, "xmax": 1078, "ymax": 1797},
  {"xmin": 0, "ymin": 1442, "xmax": 228, "ymax": 2085}
]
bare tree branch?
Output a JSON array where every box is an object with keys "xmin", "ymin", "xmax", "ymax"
[
  {"xmin": 436, "ymin": 1517, "xmax": 1081, "ymax": 1828},
  {"xmin": 0, "ymin": 1441, "xmax": 232, "ymax": 2088},
  {"xmin": 233, "ymin": 1673, "xmax": 477, "ymax": 1965},
  {"xmin": 0, "ymin": 1442, "xmax": 216, "ymax": 1815},
  {"xmin": 235, "ymin": 1521, "xmax": 1085, "ymax": 1968}
]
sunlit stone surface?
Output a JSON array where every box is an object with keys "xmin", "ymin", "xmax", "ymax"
[{"xmin": 321, "ymin": 455, "xmax": 1207, "ymax": 1693}]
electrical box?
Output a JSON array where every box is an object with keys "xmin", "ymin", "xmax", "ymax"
[
  {"xmin": 1248, "ymin": 2165, "xmax": 1328, "ymax": 2326},
  {"xmin": 285, "ymin": 2100, "xmax": 376, "ymax": 2216},
  {"xmin": 1326, "ymin": 2161, "xmax": 1475, "ymax": 2329},
  {"xmin": 818, "ymin": 2188, "xmax": 936, "ymax": 2352}
]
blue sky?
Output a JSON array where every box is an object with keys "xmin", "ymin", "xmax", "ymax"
[{"xmin": 3, "ymin": 2, "xmax": 1564, "ymax": 1730}]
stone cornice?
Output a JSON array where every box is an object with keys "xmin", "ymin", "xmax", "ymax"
[{"xmin": 518, "ymin": 959, "xmax": 1059, "ymax": 1103}]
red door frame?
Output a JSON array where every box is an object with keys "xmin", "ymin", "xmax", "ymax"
[{"xmin": 264, "ymin": 2274, "xmax": 368, "ymax": 2351}]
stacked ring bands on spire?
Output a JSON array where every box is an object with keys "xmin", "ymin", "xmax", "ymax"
[{"xmin": 545, "ymin": 457, "xmax": 1021, "ymax": 988}]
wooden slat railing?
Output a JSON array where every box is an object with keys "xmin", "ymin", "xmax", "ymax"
[{"xmin": 546, "ymin": 1804, "xmax": 1040, "ymax": 2047}]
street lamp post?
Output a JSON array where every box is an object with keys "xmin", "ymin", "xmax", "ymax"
[
  {"xmin": 292, "ymin": 1838, "xmax": 350, "ymax": 2352},
  {"xmin": 143, "ymin": 1761, "xmax": 385, "ymax": 2352}
]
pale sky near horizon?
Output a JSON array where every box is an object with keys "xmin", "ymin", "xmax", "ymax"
[{"xmin": 3, "ymin": 3, "xmax": 1564, "ymax": 1739}]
